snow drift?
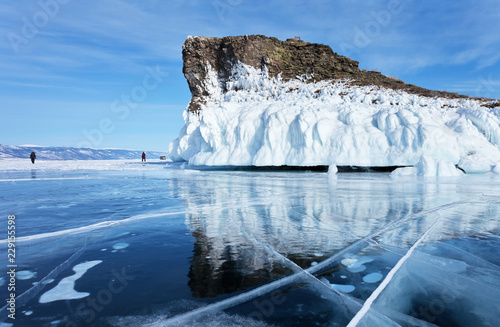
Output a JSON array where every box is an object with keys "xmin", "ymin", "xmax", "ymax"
[{"xmin": 169, "ymin": 61, "xmax": 500, "ymax": 173}]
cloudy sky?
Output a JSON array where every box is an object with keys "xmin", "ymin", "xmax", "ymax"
[{"xmin": 1, "ymin": 0, "xmax": 500, "ymax": 151}]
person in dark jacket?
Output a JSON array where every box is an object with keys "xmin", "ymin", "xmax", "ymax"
[
  {"xmin": 142, "ymin": 152, "xmax": 146, "ymax": 162},
  {"xmin": 30, "ymin": 152, "xmax": 36, "ymax": 164}
]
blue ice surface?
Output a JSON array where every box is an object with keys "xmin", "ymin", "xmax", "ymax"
[{"xmin": 0, "ymin": 161, "xmax": 499, "ymax": 326}]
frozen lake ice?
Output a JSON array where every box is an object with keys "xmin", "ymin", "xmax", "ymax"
[{"xmin": 0, "ymin": 159, "xmax": 499, "ymax": 326}]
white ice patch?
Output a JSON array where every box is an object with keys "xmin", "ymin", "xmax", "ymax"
[
  {"xmin": 112, "ymin": 242, "xmax": 129, "ymax": 250},
  {"xmin": 16, "ymin": 270, "xmax": 36, "ymax": 280},
  {"xmin": 39, "ymin": 260, "xmax": 102, "ymax": 303},
  {"xmin": 169, "ymin": 62, "xmax": 500, "ymax": 170}
]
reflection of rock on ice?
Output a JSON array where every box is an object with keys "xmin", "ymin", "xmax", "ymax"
[{"xmin": 177, "ymin": 171, "xmax": 500, "ymax": 300}]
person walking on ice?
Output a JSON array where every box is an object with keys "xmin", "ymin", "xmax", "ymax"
[
  {"xmin": 30, "ymin": 151, "xmax": 36, "ymax": 164},
  {"xmin": 142, "ymin": 152, "xmax": 146, "ymax": 162}
]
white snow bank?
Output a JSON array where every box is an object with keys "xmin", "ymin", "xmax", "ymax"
[
  {"xmin": 169, "ymin": 62, "xmax": 500, "ymax": 172},
  {"xmin": 391, "ymin": 155, "xmax": 463, "ymax": 177}
]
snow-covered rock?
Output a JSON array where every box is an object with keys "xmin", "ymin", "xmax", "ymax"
[
  {"xmin": 169, "ymin": 36, "xmax": 500, "ymax": 172},
  {"xmin": 169, "ymin": 63, "xmax": 500, "ymax": 171}
]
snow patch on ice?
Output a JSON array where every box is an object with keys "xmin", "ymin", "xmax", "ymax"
[
  {"xmin": 112, "ymin": 242, "xmax": 129, "ymax": 250},
  {"xmin": 39, "ymin": 260, "xmax": 102, "ymax": 303}
]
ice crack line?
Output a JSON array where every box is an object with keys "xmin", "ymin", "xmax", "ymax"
[
  {"xmin": 0, "ymin": 211, "xmax": 187, "ymax": 244},
  {"xmin": 346, "ymin": 216, "xmax": 442, "ymax": 327},
  {"xmin": 234, "ymin": 208, "xmax": 362, "ymax": 314}
]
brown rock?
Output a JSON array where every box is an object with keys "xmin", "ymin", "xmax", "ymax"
[{"xmin": 182, "ymin": 35, "xmax": 476, "ymax": 113}]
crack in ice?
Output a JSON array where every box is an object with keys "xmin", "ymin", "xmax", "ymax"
[{"xmin": 347, "ymin": 216, "xmax": 442, "ymax": 326}]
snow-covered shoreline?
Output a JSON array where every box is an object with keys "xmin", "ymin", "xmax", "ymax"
[
  {"xmin": 169, "ymin": 63, "xmax": 500, "ymax": 174},
  {"xmin": 0, "ymin": 159, "xmax": 171, "ymax": 172}
]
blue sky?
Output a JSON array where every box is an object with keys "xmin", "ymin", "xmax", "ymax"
[{"xmin": 1, "ymin": 0, "xmax": 500, "ymax": 151}]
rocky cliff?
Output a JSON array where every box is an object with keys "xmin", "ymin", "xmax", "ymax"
[
  {"xmin": 170, "ymin": 35, "xmax": 500, "ymax": 171},
  {"xmin": 182, "ymin": 35, "xmax": 476, "ymax": 113}
]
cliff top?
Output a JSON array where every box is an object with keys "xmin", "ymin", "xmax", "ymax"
[{"xmin": 182, "ymin": 35, "xmax": 497, "ymax": 112}]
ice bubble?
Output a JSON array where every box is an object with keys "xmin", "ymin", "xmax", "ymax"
[
  {"xmin": 42, "ymin": 279, "xmax": 54, "ymax": 284},
  {"xmin": 340, "ymin": 275, "xmax": 347, "ymax": 279},
  {"xmin": 112, "ymin": 242, "xmax": 129, "ymax": 250},
  {"xmin": 24, "ymin": 311, "xmax": 33, "ymax": 316},
  {"xmin": 311, "ymin": 261, "xmax": 318, "ymax": 266},
  {"xmin": 363, "ymin": 272, "xmax": 383, "ymax": 283},
  {"xmin": 101, "ymin": 248, "xmax": 107, "ymax": 251},
  {"xmin": 314, "ymin": 252, "xmax": 324, "ymax": 257},
  {"xmin": 17, "ymin": 270, "xmax": 36, "ymax": 280},
  {"xmin": 347, "ymin": 265, "xmax": 366, "ymax": 273},
  {"xmin": 0, "ymin": 277, "xmax": 4, "ymax": 286},
  {"xmin": 331, "ymin": 284, "xmax": 355, "ymax": 293}
]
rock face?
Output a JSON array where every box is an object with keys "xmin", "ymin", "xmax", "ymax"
[{"xmin": 182, "ymin": 35, "xmax": 470, "ymax": 113}]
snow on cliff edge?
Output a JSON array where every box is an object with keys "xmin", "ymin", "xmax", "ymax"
[{"xmin": 169, "ymin": 63, "xmax": 500, "ymax": 173}]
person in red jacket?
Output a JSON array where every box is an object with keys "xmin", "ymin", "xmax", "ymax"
[{"xmin": 141, "ymin": 152, "xmax": 146, "ymax": 162}]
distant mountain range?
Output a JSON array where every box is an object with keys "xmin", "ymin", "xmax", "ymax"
[{"xmin": 0, "ymin": 144, "xmax": 167, "ymax": 160}]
